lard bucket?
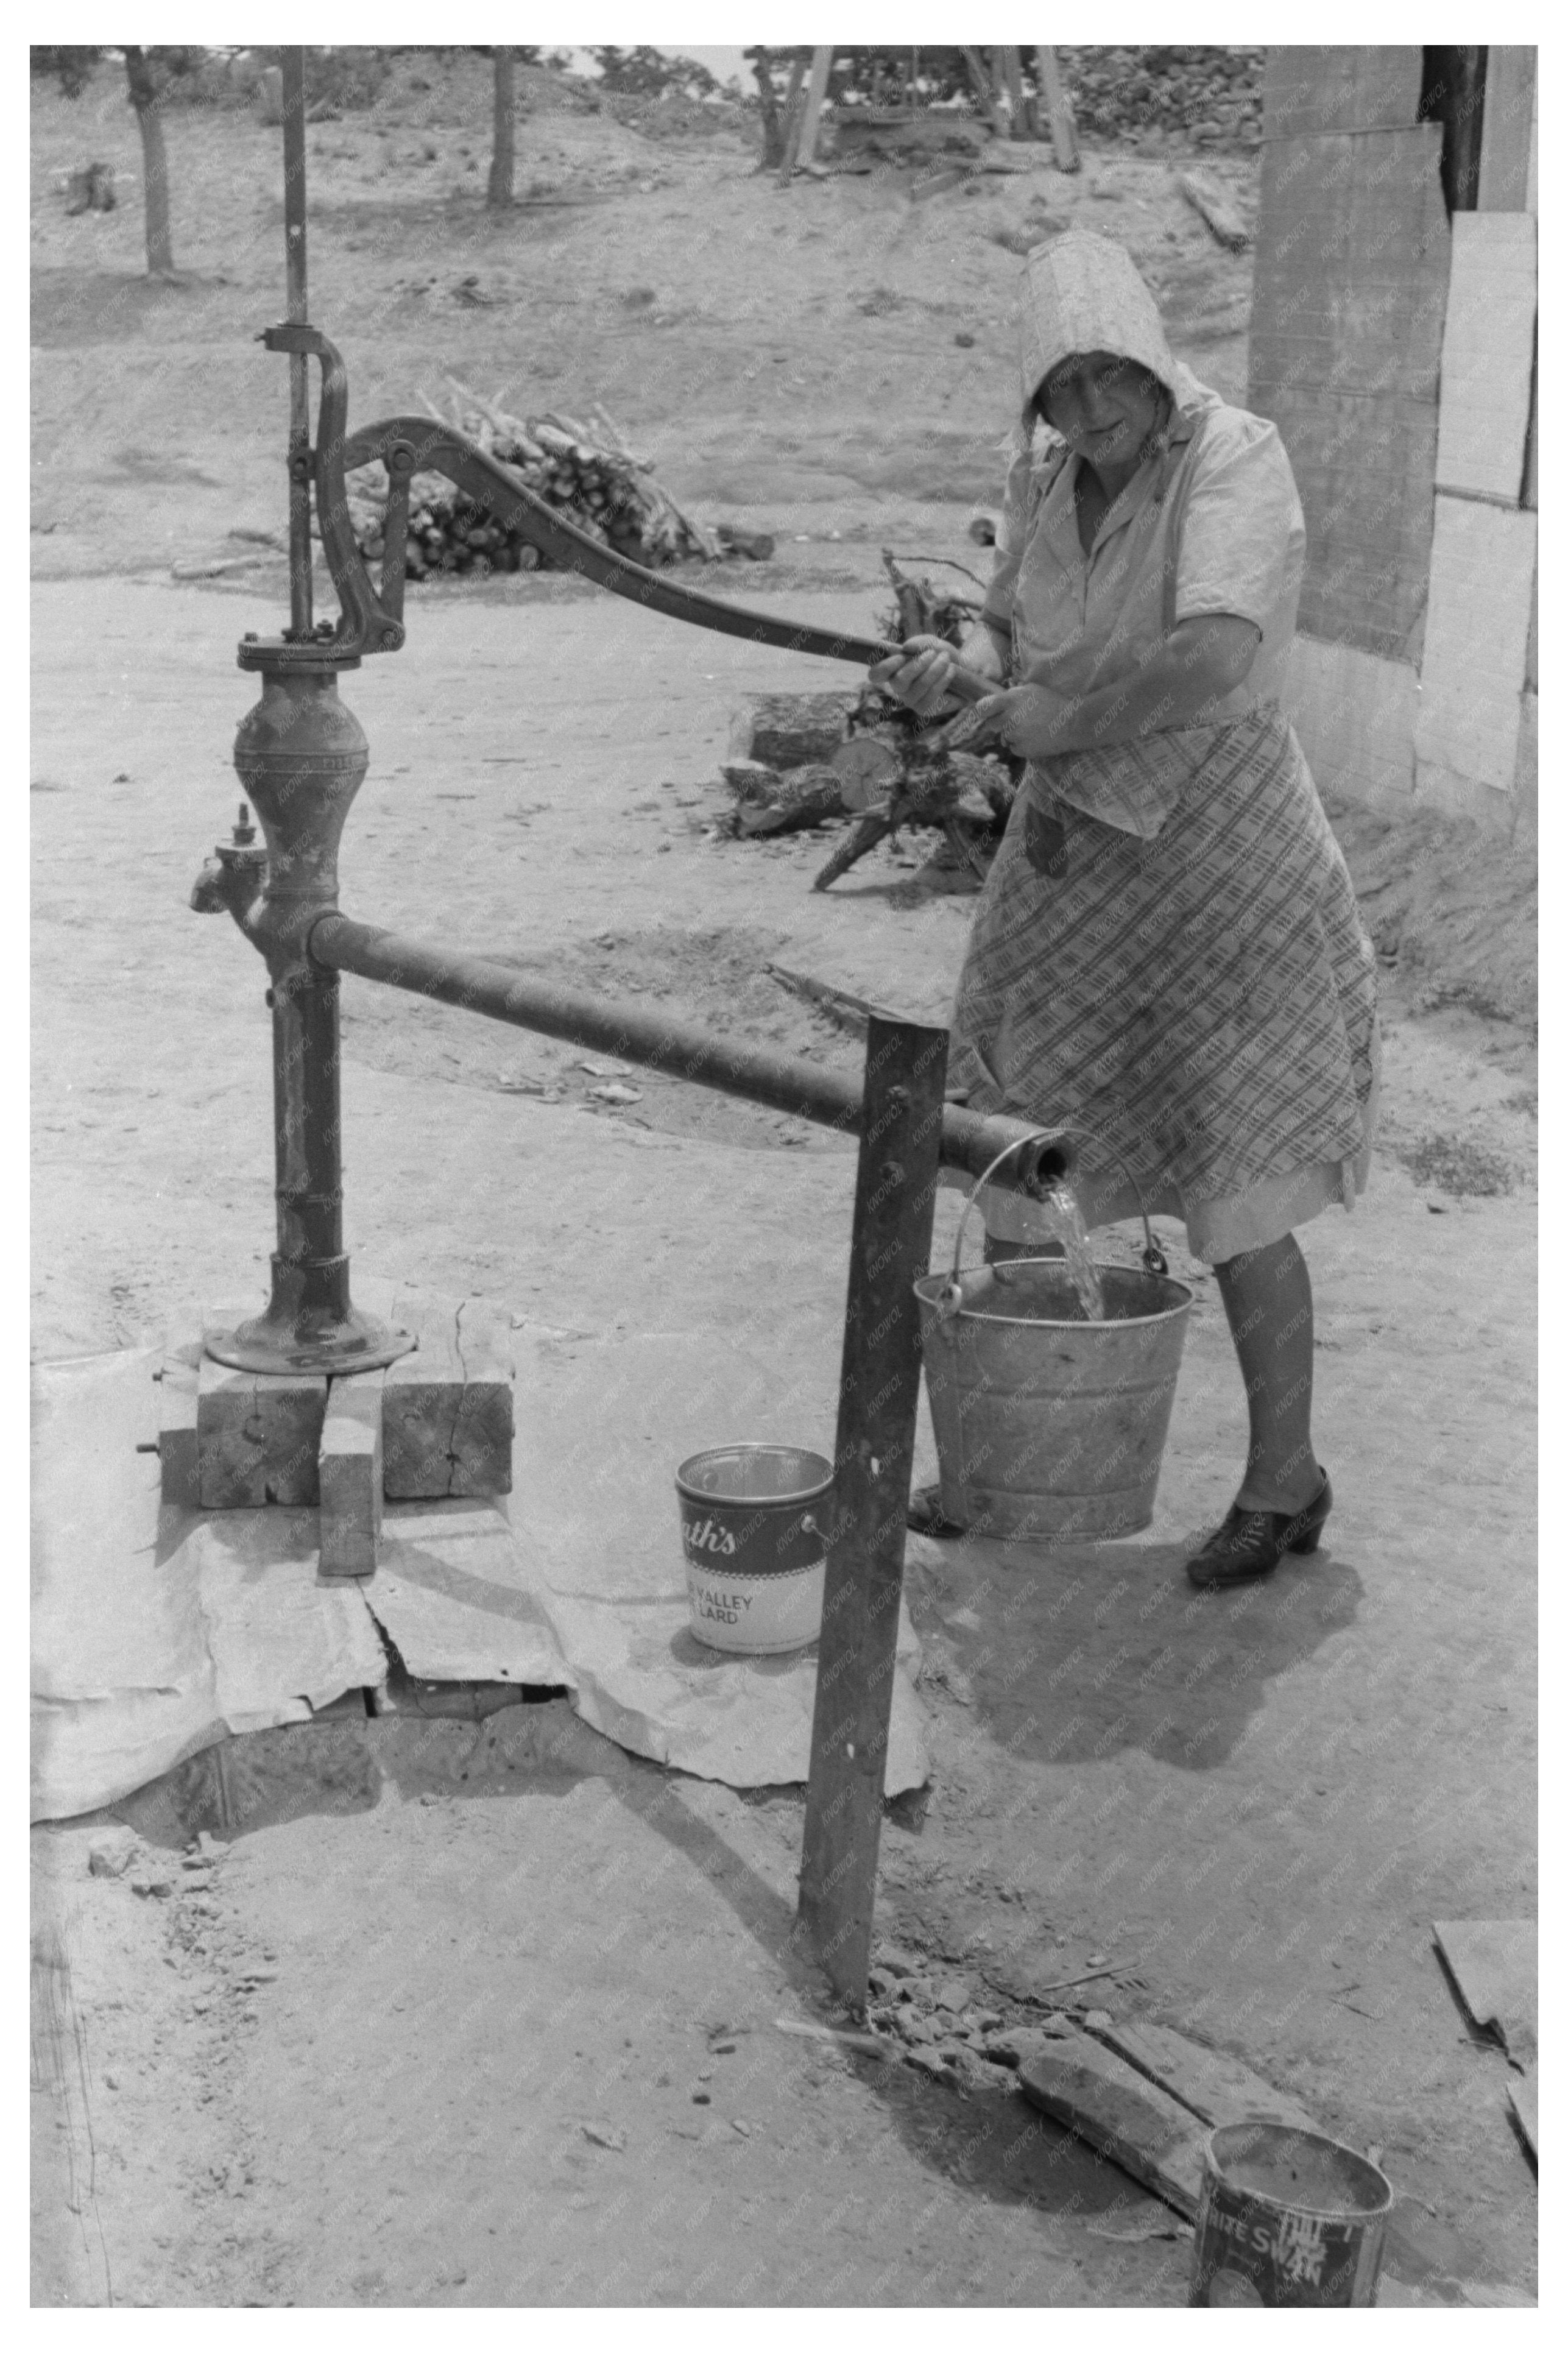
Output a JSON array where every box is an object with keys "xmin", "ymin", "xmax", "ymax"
[
  {"xmin": 675, "ymin": 1443, "xmax": 833, "ymax": 1655},
  {"xmin": 1188, "ymin": 2120, "xmax": 1394, "ymax": 2307},
  {"xmin": 914, "ymin": 1131, "xmax": 1192, "ymax": 1540}
]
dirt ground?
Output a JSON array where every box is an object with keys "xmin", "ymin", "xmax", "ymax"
[{"xmin": 32, "ymin": 61, "xmax": 1536, "ymax": 2310}]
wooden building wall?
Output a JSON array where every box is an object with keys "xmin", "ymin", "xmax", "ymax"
[
  {"xmin": 1248, "ymin": 49, "xmax": 1449, "ymax": 662},
  {"xmin": 1249, "ymin": 46, "xmax": 1539, "ymax": 832}
]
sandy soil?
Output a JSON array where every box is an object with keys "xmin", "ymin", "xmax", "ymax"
[{"xmin": 32, "ymin": 62, "xmax": 1536, "ymax": 2310}]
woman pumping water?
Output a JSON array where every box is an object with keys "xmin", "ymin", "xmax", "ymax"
[{"xmin": 872, "ymin": 233, "xmax": 1379, "ymax": 1589}]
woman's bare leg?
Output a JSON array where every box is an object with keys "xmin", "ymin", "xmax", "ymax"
[{"xmin": 1213, "ymin": 1233, "xmax": 1323, "ymax": 1515}]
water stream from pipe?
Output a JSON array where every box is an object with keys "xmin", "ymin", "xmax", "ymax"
[{"xmin": 1028, "ymin": 1178, "xmax": 1106, "ymax": 1320}]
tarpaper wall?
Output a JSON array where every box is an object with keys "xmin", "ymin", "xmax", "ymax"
[{"xmin": 1251, "ymin": 45, "xmax": 1538, "ymax": 832}]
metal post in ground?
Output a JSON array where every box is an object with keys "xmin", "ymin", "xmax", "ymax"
[{"xmin": 798, "ymin": 1016, "xmax": 948, "ymax": 2013}]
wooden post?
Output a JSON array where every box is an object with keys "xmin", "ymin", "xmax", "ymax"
[
  {"xmin": 486, "ymin": 47, "xmax": 515, "ymax": 208},
  {"xmin": 1476, "ymin": 46, "xmax": 1537, "ymax": 212},
  {"xmin": 776, "ymin": 53, "xmax": 809, "ymax": 185},
  {"xmin": 799, "ymin": 1017, "xmax": 948, "ymax": 2015},
  {"xmin": 999, "ymin": 46, "xmax": 1029, "ymax": 141},
  {"xmin": 962, "ymin": 47, "xmax": 1000, "ymax": 133},
  {"xmin": 748, "ymin": 48, "xmax": 785, "ymax": 169},
  {"xmin": 794, "ymin": 47, "xmax": 834, "ymax": 174},
  {"xmin": 123, "ymin": 46, "xmax": 176, "ymax": 278},
  {"xmin": 1034, "ymin": 46, "xmax": 1080, "ymax": 172}
]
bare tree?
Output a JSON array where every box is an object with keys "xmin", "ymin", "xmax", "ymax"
[
  {"xmin": 486, "ymin": 46, "xmax": 515, "ymax": 208},
  {"xmin": 123, "ymin": 46, "xmax": 176, "ymax": 277},
  {"xmin": 745, "ymin": 46, "xmax": 785, "ymax": 168}
]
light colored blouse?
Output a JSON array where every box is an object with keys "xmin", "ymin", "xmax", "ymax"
[{"xmin": 981, "ymin": 367, "xmax": 1308, "ymax": 838}]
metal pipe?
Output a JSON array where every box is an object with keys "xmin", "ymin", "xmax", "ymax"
[
  {"xmin": 308, "ymin": 912, "xmax": 1073, "ymax": 1191},
  {"xmin": 281, "ymin": 46, "xmax": 312, "ymax": 638}
]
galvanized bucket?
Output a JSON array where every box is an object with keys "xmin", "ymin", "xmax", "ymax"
[{"xmin": 914, "ymin": 1131, "xmax": 1193, "ymax": 1541}]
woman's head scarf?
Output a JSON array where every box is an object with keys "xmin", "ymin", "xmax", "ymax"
[{"xmin": 1017, "ymin": 230, "xmax": 1179, "ymax": 417}]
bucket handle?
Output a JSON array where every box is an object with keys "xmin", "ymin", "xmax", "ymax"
[{"xmin": 945, "ymin": 1127, "xmax": 1168, "ymax": 1301}]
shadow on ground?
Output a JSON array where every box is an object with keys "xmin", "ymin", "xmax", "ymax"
[
  {"xmin": 111, "ymin": 1700, "xmax": 1184, "ymax": 2287},
  {"xmin": 905, "ymin": 1534, "xmax": 1365, "ymax": 1770}
]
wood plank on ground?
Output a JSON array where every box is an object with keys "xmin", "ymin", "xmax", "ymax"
[
  {"xmin": 1019, "ymin": 2026, "xmax": 1210, "ymax": 2218},
  {"xmin": 1432, "ymin": 1920, "xmax": 1537, "ymax": 2062},
  {"xmin": 1174, "ymin": 168, "xmax": 1249, "ymax": 251},
  {"xmin": 1506, "ymin": 2072, "xmax": 1537, "ymax": 2162},
  {"xmin": 1084, "ymin": 2017, "xmax": 1320, "ymax": 2133}
]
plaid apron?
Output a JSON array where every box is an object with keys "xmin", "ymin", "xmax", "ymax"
[{"xmin": 949, "ymin": 709, "xmax": 1379, "ymax": 1214}]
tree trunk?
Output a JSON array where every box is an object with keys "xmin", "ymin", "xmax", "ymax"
[
  {"xmin": 749, "ymin": 48, "xmax": 783, "ymax": 168},
  {"xmin": 124, "ymin": 47, "xmax": 175, "ymax": 277},
  {"xmin": 486, "ymin": 47, "xmax": 515, "ymax": 208}
]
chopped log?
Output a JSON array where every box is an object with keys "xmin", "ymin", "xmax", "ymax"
[
  {"xmin": 728, "ymin": 691, "xmax": 858, "ymax": 770},
  {"xmin": 720, "ymin": 759, "xmax": 782, "ymax": 800},
  {"xmin": 733, "ymin": 762, "xmax": 845, "ymax": 836},
  {"xmin": 1175, "ymin": 168, "xmax": 1251, "ymax": 252},
  {"xmin": 830, "ymin": 735, "xmax": 902, "ymax": 811}
]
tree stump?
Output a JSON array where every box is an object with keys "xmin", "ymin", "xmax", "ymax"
[{"xmin": 727, "ymin": 691, "xmax": 858, "ymax": 770}]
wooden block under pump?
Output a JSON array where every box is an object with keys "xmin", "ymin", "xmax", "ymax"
[
  {"xmin": 318, "ymin": 1370, "xmax": 385, "ymax": 1579},
  {"xmin": 382, "ymin": 1299, "xmax": 515, "ymax": 1501},
  {"xmin": 197, "ymin": 1339, "xmax": 328, "ymax": 1511},
  {"xmin": 157, "ymin": 1342, "xmax": 203, "ymax": 1512}
]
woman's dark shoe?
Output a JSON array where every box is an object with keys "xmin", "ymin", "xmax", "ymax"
[
  {"xmin": 1185, "ymin": 1470, "xmax": 1332, "ymax": 1589},
  {"xmin": 907, "ymin": 1482, "xmax": 965, "ymax": 1538}
]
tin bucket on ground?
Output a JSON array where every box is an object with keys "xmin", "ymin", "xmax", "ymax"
[
  {"xmin": 675, "ymin": 1444, "xmax": 833, "ymax": 1655},
  {"xmin": 1188, "ymin": 2120, "xmax": 1394, "ymax": 2307},
  {"xmin": 914, "ymin": 1131, "xmax": 1193, "ymax": 1541}
]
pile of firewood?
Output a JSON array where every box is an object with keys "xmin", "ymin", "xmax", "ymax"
[{"xmin": 345, "ymin": 377, "xmax": 721, "ymax": 579}]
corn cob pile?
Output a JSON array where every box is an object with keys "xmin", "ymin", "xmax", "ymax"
[{"xmin": 345, "ymin": 375, "xmax": 719, "ymax": 580}]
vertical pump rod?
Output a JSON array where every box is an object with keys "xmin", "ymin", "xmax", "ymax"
[{"xmin": 281, "ymin": 47, "xmax": 312, "ymax": 638}]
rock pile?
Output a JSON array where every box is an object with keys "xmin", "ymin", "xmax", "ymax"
[
  {"xmin": 1055, "ymin": 46, "xmax": 1265, "ymax": 151},
  {"xmin": 868, "ymin": 1942, "xmax": 1082, "ymax": 2093}
]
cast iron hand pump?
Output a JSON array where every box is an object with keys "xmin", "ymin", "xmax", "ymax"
[{"xmin": 192, "ymin": 55, "xmax": 1055, "ymax": 1379}]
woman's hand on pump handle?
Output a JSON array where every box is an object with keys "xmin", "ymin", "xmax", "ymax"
[
  {"xmin": 868, "ymin": 632, "xmax": 969, "ymax": 717},
  {"xmin": 871, "ymin": 637, "xmax": 1059, "ymax": 755}
]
